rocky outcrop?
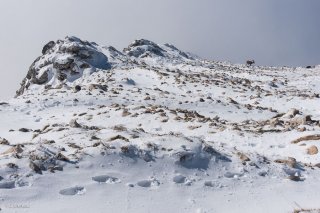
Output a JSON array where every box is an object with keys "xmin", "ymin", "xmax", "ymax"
[
  {"xmin": 15, "ymin": 36, "xmax": 195, "ymax": 97},
  {"xmin": 124, "ymin": 39, "xmax": 166, "ymax": 58},
  {"xmin": 16, "ymin": 36, "xmax": 112, "ymax": 97}
]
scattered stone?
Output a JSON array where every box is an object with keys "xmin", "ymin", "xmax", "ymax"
[
  {"xmin": 68, "ymin": 143, "xmax": 81, "ymax": 149},
  {"xmin": 291, "ymin": 134, "xmax": 320, "ymax": 144},
  {"xmin": 283, "ymin": 108, "xmax": 300, "ymax": 118},
  {"xmin": 289, "ymin": 115, "xmax": 312, "ymax": 127},
  {"xmin": 258, "ymin": 171, "xmax": 267, "ymax": 177},
  {"xmin": 237, "ymin": 152, "xmax": 250, "ymax": 161},
  {"xmin": 109, "ymin": 135, "xmax": 129, "ymax": 142},
  {"xmin": 275, "ymin": 157, "xmax": 298, "ymax": 168},
  {"xmin": 69, "ymin": 119, "xmax": 81, "ymax": 128},
  {"xmin": 29, "ymin": 161, "xmax": 42, "ymax": 174},
  {"xmin": 6, "ymin": 163, "xmax": 18, "ymax": 169},
  {"xmin": 49, "ymin": 166, "xmax": 63, "ymax": 172},
  {"xmin": 112, "ymin": 125, "xmax": 127, "ymax": 132},
  {"xmin": 56, "ymin": 153, "xmax": 70, "ymax": 162},
  {"xmin": 307, "ymin": 145, "xmax": 318, "ymax": 155},
  {"xmin": 288, "ymin": 175, "xmax": 302, "ymax": 182},
  {"xmin": 126, "ymin": 78, "xmax": 136, "ymax": 85},
  {"xmin": 0, "ymin": 138, "xmax": 9, "ymax": 145},
  {"xmin": 19, "ymin": 128, "xmax": 31, "ymax": 132},
  {"xmin": 74, "ymin": 85, "xmax": 81, "ymax": 92},
  {"xmin": 2, "ymin": 145, "xmax": 24, "ymax": 155},
  {"xmin": 91, "ymin": 135, "xmax": 100, "ymax": 140}
]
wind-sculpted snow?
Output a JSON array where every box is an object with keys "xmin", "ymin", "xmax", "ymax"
[{"xmin": 1, "ymin": 37, "xmax": 320, "ymax": 212}]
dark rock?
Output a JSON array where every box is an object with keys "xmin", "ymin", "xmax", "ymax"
[
  {"xmin": 109, "ymin": 135, "xmax": 129, "ymax": 142},
  {"xmin": 53, "ymin": 58, "xmax": 74, "ymax": 70},
  {"xmin": 0, "ymin": 138, "xmax": 9, "ymax": 145},
  {"xmin": 124, "ymin": 39, "xmax": 166, "ymax": 58},
  {"xmin": 48, "ymin": 165, "xmax": 63, "ymax": 172},
  {"xmin": 91, "ymin": 135, "xmax": 100, "ymax": 140},
  {"xmin": 56, "ymin": 153, "xmax": 70, "ymax": 162},
  {"xmin": 6, "ymin": 163, "xmax": 18, "ymax": 169},
  {"xmin": 126, "ymin": 78, "xmax": 136, "ymax": 85},
  {"xmin": 31, "ymin": 72, "xmax": 48, "ymax": 85},
  {"xmin": 42, "ymin": 41, "xmax": 55, "ymax": 55},
  {"xmin": 65, "ymin": 44, "xmax": 81, "ymax": 54},
  {"xmin": 58, "ymin": 73, "xmax": 67, "ymax": 81},
  {"xmin": 69, "ymin": 119, "xmax": 81, "ymax": 128},
  {"xmin": 80, "ymin": 63, "xmax": 90, "ymax": 69},
  {"xmin": 19, "ymin": 128, "xmax": 31, "ymax": 132},
  {"xmin": 88, "ymin": 84, "xmax": 108, "ymax": 92},
  {"xmin": 74, "ymin": 85, "xmax": 81, "ymax": 92},
  {"xmin": 288, "ymin": 175, "xmax": 303, "ymax": 182},
  {"xmin": 29, "ymin": 161, "xmax": 42, "ymax": 174}
]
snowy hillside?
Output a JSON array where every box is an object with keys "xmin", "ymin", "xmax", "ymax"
[{"xmin": 1, "ymin": 36, "xmax": 320, "ymax": 213}]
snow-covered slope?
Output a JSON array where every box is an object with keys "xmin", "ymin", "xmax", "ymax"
[{"xmin": 1, "ymin": 36, "xmax": 320, "ymax": 213}]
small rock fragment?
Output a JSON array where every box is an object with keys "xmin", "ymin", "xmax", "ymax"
[
  {"xmin": 307, "ymin": 145, "xmax": 318, "ymax": 155},
  {"xmin": 19, "ymin": 128, "xmax": 31, "ymax": 132},
  {"xmin": 0, "ymin": 137, "xmax": 9, "ymax": 145},
  {"xmin": 69, "ymin": 119, "xmax": 81, "ymax": 128},
  {"xmin": 29, "ymin": 161, "xmax": 42, "ymax": 174}
]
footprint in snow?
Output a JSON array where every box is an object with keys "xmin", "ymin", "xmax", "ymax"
[
  {"xmin": 92, "ymin": 175, "xmax": 121, "ymax": 184},
  {"xmin": 224, "ymin": 172, "xmax": 243, "ymax": 178},
  {"xmin": 137, "ymin": 178, "xmax": 160, "ymax": 188},
  {"xmin": 204, "ymin": 180, "xmax": 224, "ymax": 188},
  {"xmin": 173, "ymin": 174, "xmax": 186, "ymax": 183},
  {"xmin": 173, "ymin": 174, "xmax": 192, "ymax": 186},
  {"xmin": 59, "ymin": 186, "xmax": 86, "ymax": 196}
]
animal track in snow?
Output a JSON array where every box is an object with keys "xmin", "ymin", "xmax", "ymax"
[
  {"xmin": 137, "ymin": 178, "xmax": 160, "ymax": 188},
  {"xmin": 173, "ymin": 174, "xmax": 185, "ymax": 183},
  {"xmin": 173, "ymin": 174, "xmax": 193, "ymax": 185},
  {"xmin": 224, "ymin": 172, "xmax": 244, "ymax": 178},
  {"xmin": 59, "ymin": 186, "xmax": 86, "ymax": 196},
  {"xmin": 92, "ymin": 175, "xmax": 121, "ymax": 184}
]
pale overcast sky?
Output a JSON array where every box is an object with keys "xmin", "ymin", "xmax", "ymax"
[{"xmin": 0, "ymin": 0, "xmax": 319, "ymax": 99}]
